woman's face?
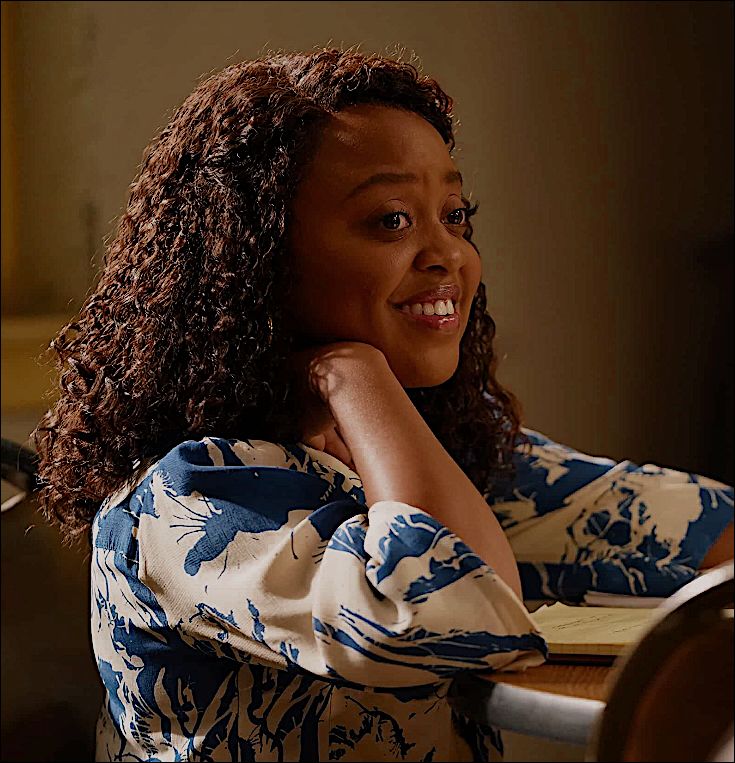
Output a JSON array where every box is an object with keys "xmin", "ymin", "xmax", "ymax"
[{"xmin": 288, "ymin": 104, "xmax": 482, "ymax": 388}]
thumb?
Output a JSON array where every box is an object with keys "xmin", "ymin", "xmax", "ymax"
[{"xmin": 303, "ymin": 433, "xmax": 327, "ymax": 451}]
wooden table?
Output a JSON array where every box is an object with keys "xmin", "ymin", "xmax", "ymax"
[
  {"xmin": 449, "ymin": 662, "xmax": 617, "ymax": 746},
  {"xmin": 488, "ymin": 662, "xmax": 614, "ymax": 701}
]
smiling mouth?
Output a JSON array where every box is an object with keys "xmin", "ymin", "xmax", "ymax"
[{"xmin": 392, "ymin": 301, "xmax": 461, "ymax": 333}]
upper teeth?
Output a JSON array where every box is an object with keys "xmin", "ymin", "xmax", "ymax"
[{"xmin": 401, "ymin": 299, "xmax": 455, "ymax": 316}]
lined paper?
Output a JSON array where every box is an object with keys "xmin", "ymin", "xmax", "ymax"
[{"xmin": 531, "ymin": 602, "xmax": 657, "ymax": 657}]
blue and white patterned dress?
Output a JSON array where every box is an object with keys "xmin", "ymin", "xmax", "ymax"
[{"xmin": 91, "ymin": 428, "xmax": 733, "ymax": 761}]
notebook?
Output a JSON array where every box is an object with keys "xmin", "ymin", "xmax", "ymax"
[
  {"xmin": 531, "ymin": 602, "xmax": 659, "ymax": 664},
  {"xmin": 583, "ymin": 591, "xmax": 667, "ymax": 608}
]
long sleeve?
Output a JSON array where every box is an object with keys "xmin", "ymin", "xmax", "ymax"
[
  {"xmin": 486, "ymin": 428, "xmax": 734, "ymax": 602},
  {"xmin": 93, "ymin": 437, "xmax": 546, "ymax": 692}
]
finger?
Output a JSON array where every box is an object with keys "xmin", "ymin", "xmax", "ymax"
[{"xmin": 303, "ymin": 433, "xmax": 327, "ymax": 451}]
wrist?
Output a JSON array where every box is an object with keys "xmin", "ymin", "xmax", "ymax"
[{"xmin": 309, "ymin": 342, "xmax": 392, "ymax": 403}]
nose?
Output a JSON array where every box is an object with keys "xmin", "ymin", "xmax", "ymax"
[{"xmin": 412, "ymin": 223, "xmax": 466, "ymax": 274}]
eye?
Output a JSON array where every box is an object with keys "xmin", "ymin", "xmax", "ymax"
[
  {"xmin": 445, "ymin": 207, "xmax": 470, "ymax": 226},
  {"xmin": 380, "ymin": 211, "xmax": 412, "ymax": 231}
]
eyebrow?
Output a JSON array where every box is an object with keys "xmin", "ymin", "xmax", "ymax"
[{"xmin": 345, "ymin": 169, "xmax": 463, "ymax": 200}]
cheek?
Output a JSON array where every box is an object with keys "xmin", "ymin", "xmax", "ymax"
[
  {"xmin": 466, "ymin": 247, "xmax": 483, "ymax": 289},
  {"xmin": 295, "ymin": 225, "xmax": 404, "ymax": 303},
  {"xmin": 290, "ymin": 224, "xmax": 344, "ymax": 303},
  {"xmin": 288, "ymin": 231, "xmax": 400, "ymax": 338}
]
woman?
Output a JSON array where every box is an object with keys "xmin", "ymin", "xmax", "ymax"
[{"xmin": 35, "ymin": 49, "xmax": 732, "ymax": 762}]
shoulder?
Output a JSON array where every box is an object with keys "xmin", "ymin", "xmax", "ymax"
[
  {"xmin": 152, "ymin": 436, "xmax": 364, "ymax": 500},
  {"xmin": 93, "ymin": 438, "xmax": 364, "ymax": 551}
]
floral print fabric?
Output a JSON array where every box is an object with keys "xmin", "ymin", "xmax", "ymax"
[{"xmin": 91, "ymin": 431, "xmax": 733, "ymax": 761}]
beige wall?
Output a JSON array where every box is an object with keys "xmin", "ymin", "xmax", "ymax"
[{"xmin": 2, "ymin": 0, "xmax": 733, "ymax": 478}]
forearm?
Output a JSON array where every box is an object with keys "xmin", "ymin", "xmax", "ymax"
[
  {"xmin": 322, "ymin": 349, "xmax": 523, "ymax": 599},
  {"xmin": 700, "ymin": 522, "xmax": 733, "ymax": 569}
]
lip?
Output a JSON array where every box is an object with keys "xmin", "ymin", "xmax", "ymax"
[
  {"xmin": 391, "ymin": 283, "xmax": 462, "ymax": 334},
  {"xmin": 395, "ymin": 308, "xmax": 461, "ymax": 333},
  {"xmin": 393, "ymin": 283, "xmax": 461, "ymax": 308}
]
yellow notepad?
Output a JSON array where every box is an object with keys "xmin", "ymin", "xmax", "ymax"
[{"xmin": 531, "ymin": 602, "xmax": 658, "ymax": 663}]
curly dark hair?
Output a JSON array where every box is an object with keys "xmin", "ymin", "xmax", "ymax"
[{"xmin": 34, "ymin": 48, "xmax": 525, "ymax": 544}]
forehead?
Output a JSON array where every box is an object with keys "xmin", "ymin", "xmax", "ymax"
[{"xmin": 304, "ymin": 105, "xmax": 456, "ymax": 193}]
